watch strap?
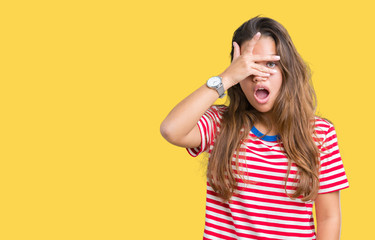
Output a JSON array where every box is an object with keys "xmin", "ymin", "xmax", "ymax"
[{"xmin": 216, "ymin": 83, "xmax": 225, "ymax": 98}]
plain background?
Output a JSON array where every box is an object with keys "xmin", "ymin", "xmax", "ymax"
[{"xmin": 1, "ymin": 0, "xmax": 374, "ymax": 239}]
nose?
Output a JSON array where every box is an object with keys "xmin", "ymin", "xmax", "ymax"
[{"xmin": 252, "ymin": 76, "xmax": 267, "ymax": 82}]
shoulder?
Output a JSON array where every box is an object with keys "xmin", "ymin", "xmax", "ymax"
[
  {"xmin": 205, "ymin": 105, "xmax": 228, "ymax": 121},
  {"xmin": 314, "ymin": 116, "xmax": 333, "ymax": 131},
  {"xmin": 313, "ymin": 116, "xmax": 336, "ymax": 143},
  {"xmin": 210, "ymin": 104, "xmax": 228, "ymax": 113}
]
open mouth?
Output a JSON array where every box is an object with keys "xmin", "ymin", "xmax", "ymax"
[{"xmin": 254, "ymin": 87, "xmax": 270, "ymax": 104}]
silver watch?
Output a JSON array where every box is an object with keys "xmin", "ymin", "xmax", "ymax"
[{"xmin": 206, "ymin": 76, "xmax": 225, "ymax": 98}]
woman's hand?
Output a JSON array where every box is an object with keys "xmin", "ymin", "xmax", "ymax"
[
  {"xmin": 220, "ymin": 32, "xmax": 280, "ymax": 88},
  {"xmin": 160, "ymin": 33, "xmax": 281, "ymax": 148}
]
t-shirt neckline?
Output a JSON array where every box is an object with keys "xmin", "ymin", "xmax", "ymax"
[{"xmin": 251, "ymin": 125, "xmax": 279, "ymax": 142}]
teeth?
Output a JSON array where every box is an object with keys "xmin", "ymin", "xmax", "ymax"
[{"xmin": 258, "ymin": 88, "xmax": 265, "ymax": 90}]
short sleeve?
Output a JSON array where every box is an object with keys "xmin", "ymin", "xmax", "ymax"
[
  {"xmin": 186, "ymin": 105, "xmax": 226, "ymax": 157},
  {"xmin": 318, "ymin": 125, "xmax": 349, "ymax": 194}
]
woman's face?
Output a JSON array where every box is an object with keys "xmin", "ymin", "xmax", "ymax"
[{"xmin": 239, "ymin": 36, "xmax": 283, "ymax": 115}]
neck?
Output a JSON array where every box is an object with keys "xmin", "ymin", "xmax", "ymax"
[{"xmin": 255, "ymin": 112, "xmax": 277, "ymax": 136}]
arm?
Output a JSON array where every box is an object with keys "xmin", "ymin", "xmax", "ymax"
[
  {"xmin": 159, "ymin": 83, "xmax": 225, "ymax": 148},
  {"xmin": 315, "ymin": 191, "xmax": 341, "ymax": 240},
  {"xmin": 160, "ymin": 32, "xmax": 279, "ymax": 148}
]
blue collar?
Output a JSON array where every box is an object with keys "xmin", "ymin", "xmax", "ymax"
[{"xmin": 251, "ymin": 126, "xmax": 279, "ymax": 142}]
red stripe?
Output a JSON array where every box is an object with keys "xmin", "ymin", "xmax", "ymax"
[
  {"xmin": 206, "ymin": 211, "xmax": 235, "ymax": 226},
  {"xmin": 201, "ymin": 115, "xmax": 210, "ymax": 151},
  {"xmin": 210, "ymin": 187, "xmax": 296, "ymax": 205},
  {"xmin": 241, "ymin": 145, "xmax": 285, "ymax": 155},
  {"xmin": 315, "ymin": 121, "xmax": 330, "ymax": 128},
  {"xmin": 206, "ymin": 205, "xmax": 232, "ymax": 218},
  {"xmin": 229, "ymin": 206, "xmax": 311, "ymax": 223},
  {"xmin": 232, "ymin": 189, "xmax": 312, "ymax": 208},
  {"xmin": 206, "ymin": 176, "xmax": 299, "ymax": 194},
  {"xmin": 320, "ymin": 179, "xmax": 348, "ymax": 190},
  {"xmin": 320, "ymin": 149, "xmax": 340, "ymax": 162},
  {"xmin": 235, "ymin": 227, "xmax": 315, "ymax": 239},
  {"xmin": 237, "ymin": 154, "xmax": 290, "ymax": 166},
  {"xmin": 206, "ymin": 192, "xmax": 311, "ymax": 215},
  {"xmin": 235, "ymin": 177, "xmax": 298, "ymax": 191},
  {"xmin": 319, "ymin": 185, "xmax": 349, "ymax": 194},
  {"xmin": 229, "ymin": 199, "xmax": 310, "ymax": 215},
  {"xmin": 320, "ymin": 166, "xmax": 346, "ymax": 180},
  {"xmin": 314, "ymin": 130, "xmax": 326, "ymax": 134},
  {"xmin": 232, "ymin": 215, "xmax": 314, "ymax": 230},
  {"xmin": 242, "ymin": 146, "xmax": 286, "ymax": 157},
  {"xmin": 320, "ymin": 141, "xmax": 338, "ymax": 153},
  {"xmin": 232, "ymin": 161, "xmax": 298, "ymax": 175},
  {"xmin": 324, "ymin": 134, "xmax": 338, "ymax": 143},
  {"xmin": 204, "ymin": 222, "xmax": 237, "ymax": 239},
  {"xmin": 232, "ymin": 186, "xmax": 299, "ymax": 200},
  {"xmin": 205, "ymin": 209, "xmax": 314, "ymax": 230},
  {"xmin": 205, "ymin": 213, "xmax": 315, "ymax": 239},
  {"xmin": 232, "ymin": 169, "xmax": 299, "ymax": 183},
  {"xmin": 320, "ymin": 152, "xmax": 341, "ymax": 166}
]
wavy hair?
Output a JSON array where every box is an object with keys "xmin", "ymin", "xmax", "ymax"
[{"xmin": 207, "ymin": 16, "xmax": 320, "ymax": 202}]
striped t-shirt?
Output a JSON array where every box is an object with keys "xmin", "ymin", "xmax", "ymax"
[{"xmin": 187, "ymin": 105, "xmax": 349, "ymax": 240}]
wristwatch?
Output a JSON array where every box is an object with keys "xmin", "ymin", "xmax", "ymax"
[{"xmin": 206, "ymin": 76, "xmax": 225, "ymax": 98}]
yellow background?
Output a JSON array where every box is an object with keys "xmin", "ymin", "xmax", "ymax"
[{"xmin": 1, "ymin": 0, "xmax": 374, "ymax": 239}]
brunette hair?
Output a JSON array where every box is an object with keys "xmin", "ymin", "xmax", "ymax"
[{"xmin": 207, "ymin": 16, "xmax": 320, "ymax": 202}]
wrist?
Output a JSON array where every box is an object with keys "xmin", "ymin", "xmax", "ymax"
[{"xmin": 219, "ymin": 73, "xmax": 237, "ymax": 91}]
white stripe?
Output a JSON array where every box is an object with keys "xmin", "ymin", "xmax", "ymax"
[
  {"xmin": 320, "ymin": 175, "xmax": 348, "ymax": 186},
  {"xmin": 205, "ymin": 210, "xmax": 314, "ymax": 235},
  {"xmin": 229, "ymin": 195, "xmax": 310, "ymax": 212},
  {"xmin": 204, "ymin": 221, "xmax": 238, "ymax": 239},
  {"xmin": 205, "ymin": 203, "xmax": 314, "ymax": 227},
  {"xmin": 206, "ymin": 193, "xmax": 311, "ymax": 219},
  {"xmin": 320, "ymin": 154, "xmax": 342, "ymax": 170},
  {"xmin": 236, "ymin": 157, "xmax": 298, "ymax": 171},
  {"xmin": 233, "ymin": 225, "xmax": 313, "ymax": 240},
  {"xmin": 320, "ymin": 167, "xmax": 346, "ymax": 181},
  {"xmin": 232, "ymin": 164, "xmax": 299, "ymax": 179},
  {"xmin": 319, "ymin": 182, "xmax": 349, "ymax": 193},
  {"xmin": 228, "ymin": 188, "xmax": 312, "ymax": 208},
  {"xmin": 205, "ymin": 214, "xmax": 315, "ymax": 240},
  {"xmin": 234, "ymin": 182, "xmax": 304, "ymax": 200}
]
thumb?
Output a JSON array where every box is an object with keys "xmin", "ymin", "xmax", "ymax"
[{"xmin": 232, "ymin": 42, "xmax": 241, "ymax": 60}]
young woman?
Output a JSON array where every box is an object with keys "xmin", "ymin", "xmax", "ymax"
[{"xmin": 160, "ymin": 16, "xmax": 349, "ymax": 240}]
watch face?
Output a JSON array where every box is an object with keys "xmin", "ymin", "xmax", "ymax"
[{"xmin": 208, "ymin": 77, "xmax": 221, "ymax": 87}]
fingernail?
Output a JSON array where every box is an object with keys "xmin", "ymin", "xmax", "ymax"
[
  {"xmin": 233, "ymin": 42, "xmax": 236, "ymax": 47},
  {"xmin": 272, "ymin": 69, "xmax": 277, "ymax": 73},
  {"xmin": 275, "ymin": 55, "xmax": 280, "ymax": 59}
]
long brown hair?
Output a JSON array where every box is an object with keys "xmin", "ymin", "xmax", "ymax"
[{"xmin": 207, "ymin": 16, "xmax": 320, "ymax": 202}]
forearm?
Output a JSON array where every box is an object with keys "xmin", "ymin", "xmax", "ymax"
[
  {"xmin": 160, "ymin": 83, "xmax": 218, "ymax": 140},
  {"xmin": 160, "ymin": 76, "xmax": 234, "ymax": 145},
  {"xmin": 316, "ymin": 214, "xmax": 341, "ymax": 240}
]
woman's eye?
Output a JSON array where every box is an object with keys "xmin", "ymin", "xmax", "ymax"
[{"xmin": 266, "ymin": 62, "xmax": 276, "ymax": 68}]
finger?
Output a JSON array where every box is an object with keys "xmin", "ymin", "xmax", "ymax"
[
  {"xmin": 242, "ymin": 32, "xmax": 261, "ymax": 55},
  {"xmin": 252, "ymin": 76, "xmax": 268, "ymax": 81},
  {"xmin": 232, "ymin": 42, "xmax": 241, "ymax": 60},
  {"xmin": 251, "ymin": 55, "xmax": 281, "ymax": 62},
  {"xmin": 251, "ymin": 68, "xmax": 271, "ymax": 77}
]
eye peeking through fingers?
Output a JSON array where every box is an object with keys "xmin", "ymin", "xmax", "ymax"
[{"xmin": 266, "ymin": 62, "xmax": 276, "ymax": 68}]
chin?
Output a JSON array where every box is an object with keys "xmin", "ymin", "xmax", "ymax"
[
  {"xmin": 251, "ymin": 104, "xmax": 273, "ymax": 113},
  {"xmin": 257, "ymin": 109, "xmax": 272, "ymax": 114}
]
